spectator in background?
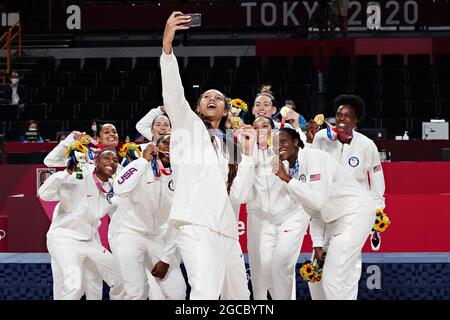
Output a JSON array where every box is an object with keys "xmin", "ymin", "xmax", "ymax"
[
  {"xmin": 18, "ymin": 119, "xmax": 45, "ymax": 143},
  {"xmin": 6, "ymin": 71, "xmax": 30, "ymax": 106},
  {"xmin": 56, "ymin": 132, "xmax": 69, "ymax": 143},
  {"xmin": 331, "ymin": 0, "xmax": 349, "ymax": 36},
  {"xmin": 90, "ymin": 118, "xmax": 99, "ymax": 139}
]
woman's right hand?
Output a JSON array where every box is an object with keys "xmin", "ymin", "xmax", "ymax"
[
  {"xmin": 306, "ymin": 120, "xmax": 320, "ymax": 144},
  {"xmin": 72, "ymin": 131, "xmax": 83, "ymax": 141},
  {"xmin": 162, "ymin": 12, "xmax": 191, "ymax": 55},
  {"xmin": 66, "ymin": 160, "xmax": 76, "ymax": 175},
  {"xmin": 239, "ymin": 125, "xmax": 256, "ymax": 156},
  {"xmin": 143, "ymin": 143, "xmax": 158, "ymax": 161},
  {"xmin": 313, "ymin": 247, "xmax": 325, "ymax": 267}
]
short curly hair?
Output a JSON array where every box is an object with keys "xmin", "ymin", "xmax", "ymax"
[{"xmin": 333, "ymin": 94, "xmax": 366, "ymax": 122}]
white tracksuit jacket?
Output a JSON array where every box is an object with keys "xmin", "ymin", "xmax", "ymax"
[
  {"xmin": 312, "ymin": 129, "xmax": 385, "ymax": 209},
  {"xmin": 109, "ymin": 157, "xmax": 186, "ymax": 300},
  {"xmin": 286, "ymin": 147, "xmax": 377, "ymax": 300},
  {"xmin": 38, "ymin": 167, "xmax": 125, "ymax": 300},
  {"xmin": 43, "ymin": 134, "xmax": 107, "ymax": 300},
  {"xmin": 231, "ymin": 147, "xmax": 310, "ymax": 300},
  {"xmin": 160, "ymin": 50, "xmax": 249, "ymax": 300}
]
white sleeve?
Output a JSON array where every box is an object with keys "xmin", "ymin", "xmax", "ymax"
[
  {"xmin": 160, "ymin": 51, "xmax": 193, "ymax": 129},
  {"xmin": 286, "ymin": 155, "xmax": 331, "ymax": 212},
  {"xmin": 159, "ymin": 226, "xmax": 178, "ymax": 264},
  {"xmin": 295, "ymin": 126, "xmax": 307, "ymax": 145},
  {"xmin": 135, "ymin": 106, "xmax": 164, "ymax": 141},
  {"xmin": 368, "ymin": 142, "xmax": 386, "ymax": 210},
  {"xmin": 38, "ymin": 170, "xmax": 71, "ymax": 201},
  {"xmin": 309, "ymin": 217, "xmax": 326, "ymax": 248},
  {"xmin": 229, "ymin": 154, "xmax": 257, "ymax": 205},
  {"xmin": 113, "ymin": 158, "xmax": 150, "ymax": 196},
  {"xmin": 43, "ymin": 133, "xmax": 76, "ymax": 167},
  {"xmin": 310, "ymin": 130, "xmax": 325, "ymax": 150}
]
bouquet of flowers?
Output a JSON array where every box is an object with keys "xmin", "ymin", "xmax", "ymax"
[
  {"xmin": 373, "ymin": 208, "xmax": 391, "ymax": 233},
  {"xmin": 299, "ymin": 258, "xmax": 323, "ymax": 283},
  {"xmin": 229, "ymin": 98, "xmax": 248, "ymax": 129},
  {"xmin": 119, "ymin": 142, "xmax": 142, "ymax": 166},
  {"xmin": 64, "ymin": 138, "xmax": 93, "ymax": 180},
  {"xmin": 370, "ymin": 208, "xmax": 391, "ymax": 251}
]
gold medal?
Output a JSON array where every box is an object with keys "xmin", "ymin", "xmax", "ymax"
[
  {"xmin": 280, "ymin": 106, "xmax": 291, "ymax": 117},
  {"xmin": 80, "ymin": 134, "xmax": 93, "ymax": 145},
  {"xmin": 314, "ymin": 114, "xmax": 325, "ymax": 126}
]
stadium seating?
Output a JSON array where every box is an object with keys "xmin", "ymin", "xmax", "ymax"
[{"xmin": 5, "ymin": 52, "xmax": 450, "ymax": 140}]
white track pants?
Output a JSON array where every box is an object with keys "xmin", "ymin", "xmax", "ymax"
[
  {"xmin": 177, "ymin": 225, "xmax": 250, "ymax": 300},
  {"xmin": 110, "ymin": 232, "xmax": 186, "ymax": 300},
  {"xmin": 246, "ymin": 212, "xmax": 267, "ymax": 300},
  {"xmin": 51, "ymin": 257, "xmax": 104, "ymax": 300},
  {"xmin": 308, "ymin": 206, "xmax": 375, "ymax": 300},
  {"xmin": 258, "ymin": 212, "xmax": 310, "ymax": 300},
  {"xmin": 47, "ymin": 237, "xmax": 125, "ymax": 300}
]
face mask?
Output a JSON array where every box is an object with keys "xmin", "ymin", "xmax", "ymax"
[
  {"xmin": 11, "ymin": 78, "xmax": 19, "ymax": 85},
  {"xmin": 28, "ymin": 127, "xmax": 37, "ymax": 131}
]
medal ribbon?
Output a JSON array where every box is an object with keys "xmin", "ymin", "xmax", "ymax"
[
  {"xmin": 290, "ymin": 160, "xmax": 299, "ymax": 177},
  {"xmin": 93, "ymin": 171, "xmax": 114, "ymax": 195}
]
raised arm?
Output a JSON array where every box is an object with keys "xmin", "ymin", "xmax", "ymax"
[
  {"xmin": 135, "ymin": 106, "xmax": 165, "ymax": 141},
  {"xmin": 38, "ymin": 170, "xmax": 71, "ymax": 201},
  {"xmin": 229, "ymin": 127, "xmax": 258, "ymax": 204},
  {"xmin": 160, "ymin": 12, "xmax": 193, "ymax": 129},
  {"xmin": 43, "ymin": 132, "xmax": 77, "ymax": 167}
]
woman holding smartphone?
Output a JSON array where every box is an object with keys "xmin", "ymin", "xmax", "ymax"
[{"xmin": 159, "ymin": 12, "xmax": 249, "ymax": 300}]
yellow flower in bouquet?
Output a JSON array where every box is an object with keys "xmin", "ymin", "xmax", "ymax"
[
  {"xmin": 228, "ymin": 98, "xmax": 249, "ymax": 129},
  {"xmin": 373, "ymin": 208, "xmax": 391, "ymax": 233},
  {"xmin": 300, "ymin": 262, "xmax": 315, "ymax": 276},
  {"xmin": 64, "ymin": 141, "xmax": 88, "ymax": 156},
  {"xmin": 299, "ymin": 260, "xmax": 322, "ymax": 282},
  {"xmin": 119, "ymin": 142, "xmax": 142, "ymax": 159},
  {"xmin": 230, "ymin": 98, "xmax": 248, "ymax": 114},
  {"xmin": 229, "ymin": 117, "xmax": 244, "ymax": 129}
]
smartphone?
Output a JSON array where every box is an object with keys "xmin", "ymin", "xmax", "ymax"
[{"xmin": 179, "ymin": 13, "xmax": 202, "ymax": 27}]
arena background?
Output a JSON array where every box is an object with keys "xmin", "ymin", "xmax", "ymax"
[{"xmin": 1, "ymin": 0, "xmax": 450, "ymax": 300}]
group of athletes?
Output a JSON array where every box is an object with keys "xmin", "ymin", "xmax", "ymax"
[{"xmin": 38, "ymin": 12, "xmax": 385, "ymax": 300}]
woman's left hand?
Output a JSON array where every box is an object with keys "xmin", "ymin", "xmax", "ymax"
[
  {"xmin": 285, "ymin": 110, "xmax": 300, "ymax": 130},
  {"xmin": 276, "ymin": 163, "xmax": 292, "ymax": 183}
]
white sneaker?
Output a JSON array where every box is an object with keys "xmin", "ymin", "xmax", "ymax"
[{"xmin": 370, "ymin": 231, "xmax": 381, "ymax": 251}]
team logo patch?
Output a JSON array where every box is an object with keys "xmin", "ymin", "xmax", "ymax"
[
  {"xmin": 168, "ymin": 180, "xmax": 175, "ymax": 191},
  {"xmin": 106, "ymin": 192, "xmax": 114, "ymax": 204},
  {"xmin": 299, "ymin": 174, "xmax": 307, "ymax": 182},
  {"xmin": 348, "ymin": 156, "xmax": 360, "ymax": 167}
]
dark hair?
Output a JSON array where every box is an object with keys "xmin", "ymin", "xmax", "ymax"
[
  {"xmin": 279, "ymin": 128, "xmax": 305, "ymax": 149},
  {"xmin": 254, "ymin": 116, "xmax": 275, "ymax": 129},
  {"xmin": 26, "ymin": 119, "xmax": 38, "ymax": 128},
  {"xmin": 156, "ymin": 133, "xmax": 170, "ymax": 147},
  {"xmin": 333, "ymin": 94, "xmax": 366, "ymax": 122},
  {"xmin": 195, "ymin": 90, "xmax": 240, "ymax": 194},
  {"xmin": 96, "ymin": 123, "xmax": 117, "ymax": 137},
  {"xmin": 151, "ymin": 114, "xmax": 171, "ymax": 129},
  {"xmin": 96, "ymin": 149, "xmax": 118, "ymax": 160}
]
